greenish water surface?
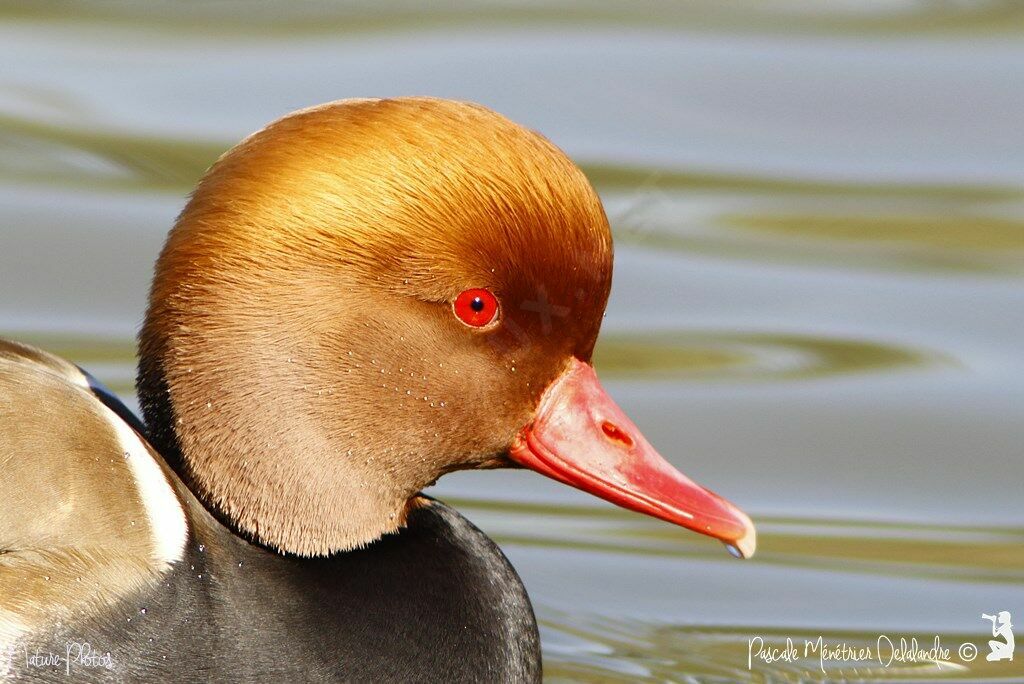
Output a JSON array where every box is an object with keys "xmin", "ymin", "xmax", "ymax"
[{"xmin": 2, "ymin": 3, "xmax": 1023, "ymax": 681}]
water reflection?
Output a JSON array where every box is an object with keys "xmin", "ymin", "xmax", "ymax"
[
  {"xmin": 450, "ymin": 498, "xmax": 1024, "ymax": 587},
  {"xmin": 0, "ymin": 112, "xmax": 223, "ymax": 191},
  {"xmin": 609, "ymin": 190, "xmax": 1024, "ymax": 277},
  {"xmin": 3, "ymin": 1, "xmax": 1024, "ymax": 35},
  {"xmin": 455, "ymin": 494, "xmax": 1024, "ymax": 680},
  {"xmin": 2, "ymin": 2, "xmax": 1023, "ymax": 681},
  {"xmin": 595, "ymin": 332, "xmax": 940, "ymax": 382}
]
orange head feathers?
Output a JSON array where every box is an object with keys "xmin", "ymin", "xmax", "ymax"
[
  {"xmin": 138, "ymin": 98, "xmax": 613, "ymax": 554},
  {"xmin": 138, "ymin": 97, "xmax": 754, "ymax": 559}
]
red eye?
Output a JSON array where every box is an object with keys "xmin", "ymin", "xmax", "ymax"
[{"xmin": 453, "ymin": 288, "xmax": 499, "ymax": 328}]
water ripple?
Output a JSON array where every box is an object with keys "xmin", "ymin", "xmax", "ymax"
[
  {"xmin": 594, "ymin": 332, "xmax": 942, "ymax": 382},
  {"xmin": 2, "ymin": 1, "xmax": 1024, "ymax": 37},
  {"xmin": 451, "ymin": 497, "xmax": 1024, "ymax": 587}
]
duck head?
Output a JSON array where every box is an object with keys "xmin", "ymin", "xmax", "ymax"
[{"xmin": 138, "ymin": 98, "xmax": 755, "ymax": 559}]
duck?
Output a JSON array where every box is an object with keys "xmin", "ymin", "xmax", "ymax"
[{"xmin": 0, "ymin": 97, "xmax": 755, "ymax": 682}]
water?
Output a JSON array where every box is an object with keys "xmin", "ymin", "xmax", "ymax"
[{"xmin": 2, "ymin": 3, "xmax": 1023, "ymax": 681}]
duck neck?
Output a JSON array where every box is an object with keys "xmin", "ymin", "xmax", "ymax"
[{"xmin": 135, "ymin": 350, "xmax": 417, "ymax": 557}]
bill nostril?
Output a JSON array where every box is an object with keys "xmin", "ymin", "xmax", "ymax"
[{"xmin": 600, "ymin": 420, "xmax": 634, "ymax": 449}]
